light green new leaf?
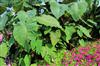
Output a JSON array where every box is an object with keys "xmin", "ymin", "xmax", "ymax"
[
  {"xmin": 78, "ymin": 25, "xmax": 91, "ymax": 38},
  {"xmin": 36, "ymin": 15, "xmax": 62, "ymax": 29},
  {"xmin": 0, "ymin": 42, "xmax": 8, "ymax": 57},
  {"xmin": 65, "ymin": 26, "xmax": 76, "ymax": 43},
  {"xmin": 50, "ymin": 1, "xmax": 61, "ymax": 19},
  {"xmin": 0, "ymin": 15, "xmax": 8, "ymax": 30},
  {"xmin": 13, "ymin": 22, "xmax": 28, "ymax": 47},
  {"xmin": 31, "ymin": 64, "xmax": 37, "ymax": 66},
  {"xmin": 79, "ymin": 39, "xmax": 86, "ymax": 47},
  {"xmin": 24, "ymin": 55, "xmax": 31, "ymax": 66},
  {"xmin": 0, "ymin": 58, "xmax": 6, "ymax": 66},
  {"xmin": 50, "ymin": 30, "xmax": 61, "ymax": 46}
]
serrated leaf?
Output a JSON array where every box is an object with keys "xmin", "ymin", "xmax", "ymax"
[
  {"xmin": 24, "ymin": 55, "xmax": 31, "ymax": 66},
  {"xmin": 41, "ymin": 46, "xmax": 56, "ymax": 64},
  {"xmin": 65, "ymin": 26, "xmax": 76, "ymax": 43},
  {"xmin": 79, "ymin": 39, "xmax": 86, "ymax": 47},
  {"xmin": 50, "ymin": 30, "xmax": 61, "ymax": 46},
  {"xmin": 0, "ymin": 58, "xmax": 6, "ymax": 66},
  {"xmin": 13, "ymin": 22, "xmax": 28, "ymax": 47},
  {"xmin": 78, "ymin": 25, "xmax": 91, "ymax": 38},
  {"xmin": 36, "ymin": 15, "xmax": 62, "ymax": 29},
  {"xmin": 0, "ymin": 42, "xmax": 8, "ymax": 57},
  {"xmin": 88, "ymin": 48, "xmax": 96, "ymax": 54},
  {"xmin": 31, "ymin": 39, "xmax": 42, "ymax": 54},
  {"xmin": 0, "ymin": 15, "xmax": 8, "ymax": 30},
  {"xmin": 77, "ymin": 30, "xmax": 83, "ymax": 37}
]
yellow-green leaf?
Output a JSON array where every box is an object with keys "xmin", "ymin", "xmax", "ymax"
[
  {"xmin": 13, "ymin": 22, "xmax": 28, "ymax": 47},
  {"xmin": 0, "ymin": 42, "xmax": 8, "ymax": 57},
  {"xmin": 79, "ymin": 39, "xmax": 86, "ymax": 47},
  {"xmin": 50, "ymin": 30, "xmax": 61, "ymax": 46},
  {"xmin": 65, "ymin": 26, "xmax": 76, "ymax": 43},
  {"xmin": 78, "ymin": 25, "xmax": 91, "ymax": 38},
  {"xmin": 36, "ymin": 15, "xmax": 62, "ymax": 29},
  {"xmin": 24, "ymin": 55, "xmax": 31, "ymax": 66},
  {"xmin": 0, "ymin": 58, "xmax": 6, "ymax": 66}
]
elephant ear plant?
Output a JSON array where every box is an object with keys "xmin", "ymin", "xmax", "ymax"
[{"xmin": 0, "ymin": 0, "xmax": 100, "ymax": 66}]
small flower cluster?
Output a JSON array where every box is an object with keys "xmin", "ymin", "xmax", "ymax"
[{"xmin": 63, "ymin": 43, "xmax": 100, "ymax": 66}]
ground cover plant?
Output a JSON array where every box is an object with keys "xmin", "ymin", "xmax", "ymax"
[{"xmin": 0, "ymin": 0, "xmax": 100, "ymax": 66}]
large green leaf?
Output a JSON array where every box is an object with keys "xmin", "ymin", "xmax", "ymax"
[
  {"xmin": 13, "ymin": 22, "xmax": 28, "ymax": 47},
  {"xmin": 77, "ymin": 25, "xmax": 91, "ymax": 38},
  {"xmin": 50, "ymin": 1, "xmax": 61, "ymax": 19},
  {"xmin": 0, "ymin": 42, "xmax": 8, "ymax": 57},
  {"xmin": 67, "ymin": 2, "xmax": 79, "ymax": 21},
  {"xmin": 50, "ymin": 0, "xmax": 69, "ymax": 19},
  {"xmin": 50, "ymin": 30, "xmax": 61, "ymax": 46},
  {"xmin": 78, "ymin": 0, "xmax": 88, "ymax": 17},
  {"xmin": 65, "ymin": 26, "xmax": 76, "ymax": 43},
  {"xmin": 0, "ymin": 15, "xmax": 8, "ymax": 30},
  {"xmin": 24, "ymin": 55, "xmax": 31, "ymax": 66},
  {"xmin": 0, "ymin": 58, "xmax": 6, "ymax": 66},
  {"xmin": 67, "ymin": 0, "xmax": 87, "ymax": 21},
  {"xmin": 17, "ymin": 10, "xmax": 33, "ymax": 23},
  {"xmin": 36, "ymin": 15, "xmax": 62, "ymax": 29}
]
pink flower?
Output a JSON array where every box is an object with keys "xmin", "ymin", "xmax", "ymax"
[
  {"xmin": 0, "ymin": 34, "xmax": 3, "ymax": 43},
  {"xmin": 66, "ymin": 64, "xmax": 68, "ymax": 66},
  {"xmin": 75, "ymin": 63, "xmax": 79, "ymax": 66},
  {"xmin": 7, "ymin": 64, "xmax": 11, "ymax": 66},
  {"xmin": 46, "ymin": 64, "xmax": 49, "ymax": 66},
  {"xmin": 98, "ymin": 62, "xmax": 100, "ymax": 66},
  {"xmin": 95, "ymin": 54, "xmax": 100, "ymax": 62}
]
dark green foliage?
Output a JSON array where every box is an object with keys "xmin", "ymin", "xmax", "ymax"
[{"xmin": 0, "ymin": 0, "xmax": 100, "ymax": 66}]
